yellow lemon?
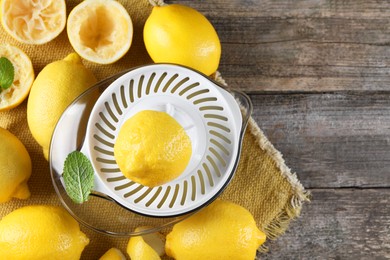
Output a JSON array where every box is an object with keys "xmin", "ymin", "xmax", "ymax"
[
  {"xmin": 0, "ymin": 127, "xmax": 31, "ymax": 203},
  {"xmin": 27, "ymin": 53, "xmax": 97, "ymax": 160},
  {"xmin": 165, "ymin": 199, "xmax": 267, "ymax": 260},
  {"xmin": 67, "ymin": 0, "xmax": 133, "ymax": 64},
  {"xmin": 0, "ymin": 44, "xmax": 34, "ymax": 111},
  {"xmin": 114, "ymin": 110, "xmax": 192, "ymax": 187},
  {"xmin": 99, "ymin": 248, "xmax": 126, "ymax": 260},
  {"xmin": 127, "ymin": 226, "xmax": 165, "ymax": 260},
  {"xmin": 0, "ymin": 0, "xmax": 66, "ymax": 44},
  {"xmin": 144, "ymin": 3, "xmax": 221, "ymax": 76},
  {"xmin": 0, "ymin": 205, "xmax": 89, "ymax": 260}
]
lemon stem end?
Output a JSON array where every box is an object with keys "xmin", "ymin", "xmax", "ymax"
[{"xmin": 63, "ymin": 53, "xmax": 82, "ymax": 65}]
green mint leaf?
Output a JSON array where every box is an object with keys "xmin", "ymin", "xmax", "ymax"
[
  {"xmin": 0, "ymin": 57, "xmax": 15, "ymax": 90},
  {"xmin": 62, "ymin": 151, "xmax": 94, "ymax": 204}
]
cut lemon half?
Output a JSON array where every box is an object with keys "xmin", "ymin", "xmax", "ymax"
[
  {"xmin": 0, "ymin": 0, "xmax": 66, "ymax": 44},
  {"xmin": 127, "ymin": 226, "xmax": 165, "ymax": 260},
  {"xmin": 67, "ymin": 0, "xmax": 133, "ymax": 64},
  {"xmin": 0, "ymin": 44, "xmax": 34, "ymax": 111}
]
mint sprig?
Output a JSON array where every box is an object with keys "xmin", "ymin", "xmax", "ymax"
[
  {"xmin": 0, "ymin": 57, "xmax": 14, "ymax": 90},
  {"xmin": 62, "ymin": 151, "xmax": 94, "ymax": 204}
]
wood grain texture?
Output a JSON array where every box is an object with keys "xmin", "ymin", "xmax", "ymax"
[
  {"xmin": 261, "ymin": 189, "xmax": 390, "ymax": 260},
  {"xmin": 251, "ymin": 92, "xmax": 390, "ymax": 188},
  {"xmin": 168, "ymin": 0, "xmax": 390, "ymax": 92},
  {"xmin": 165, "ymin": 1, "xmax": 390, "ymax": 258},
  {"xmin": 172, "ymin": 0, "xmax": 390, "ymax": 19}
]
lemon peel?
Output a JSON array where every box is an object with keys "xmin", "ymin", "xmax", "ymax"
[
  {"xmin": 127, "ymin": 226, "xmax": 165, "ymax": 260},
  {"xmin": 99, "ymin": 248, "xmax": 126, "ymax": 260}
]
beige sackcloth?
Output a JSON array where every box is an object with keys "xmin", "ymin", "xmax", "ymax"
[{"xmin": 0, "ymin": 0, "xmax": 309, "ymax": 258}]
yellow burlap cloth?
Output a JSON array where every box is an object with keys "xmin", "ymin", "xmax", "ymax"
[{"xmin": 0, "ymin": 0, "xmax": 309, "ymax": 258}]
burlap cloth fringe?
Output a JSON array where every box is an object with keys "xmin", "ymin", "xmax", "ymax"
[
  {"xmin": 213, "ymin": 72, "xmax": 310, "ymax": 254},
  {"xmin": 0, "ymin": 1, "xmax": 309, "ymax": 258}
]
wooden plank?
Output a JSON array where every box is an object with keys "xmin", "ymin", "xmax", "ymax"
[
  {"xmin": 261, "ymin": 188, "xmax": 390, "ymax": 260},
  {"xmin": 171, "ymin": 0, "xmax": 390, "ymax": 19},
  {"xmin": 213, "ymin": 17, "xmax": 390, "ymax": 45},
  {"xmin": 250, "ymin": 92, "xmax": 390, "ymax": 188},
  {"xmin": 221, "ymin": 42, "xmax": 390, "ymax": 92},
  {"xmin": 168, "ymin": 0, "xmax": 390, "ymax": 92}
]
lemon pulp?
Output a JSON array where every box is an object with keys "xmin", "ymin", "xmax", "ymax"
[
  {"xmin": 114, "ymin": 110, "xmax": 192, "ymax": 187},
  {"xmin": 0, "ymin": 0, "xmax": 66, "ymax": 44},
  {"xmin": 67, "ymin": 0, "xmax": 133, "ymax": 64}
]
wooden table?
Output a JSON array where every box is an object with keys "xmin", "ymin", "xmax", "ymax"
[{"xmin": 171, "ymin": 0, "xmax": 390, "ymax": 258}]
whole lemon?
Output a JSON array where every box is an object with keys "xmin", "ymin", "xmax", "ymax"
[
  {"xmin": 143, "ymin": 4, "xmax": 221, "ymax": 76},
  {"xmin": 165, "ymin": 199, "xmax": 266, "ymax": 260},
  {"xmin": 0, "ymin": 205, "xmax": 89, "ymax": 260},
  {"xmin": 114, "ymin": 110, "xmax": 192, "ymax": 187},
  {"xmin": 27, "ymin": 53, "xmax": 97, "ymax": 160},
  {"xmin": 0, "ymin": 127, "xmax": 31, "ymax": 203}
]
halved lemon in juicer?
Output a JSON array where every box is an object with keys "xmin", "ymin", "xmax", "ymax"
[
  {"xmin": 81, "ymin": 64, "xmax": 251, "ymax": 217},
  {"xmin": 49, "ymin": 64, "xmax": 252, "ymax": 237},
  {"xmin": 114, "ymin": 110, "xmax": 192, "ymax": 187}
]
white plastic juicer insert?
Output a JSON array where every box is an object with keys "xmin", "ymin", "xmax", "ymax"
[{"xmin": 78, "ymin": 64, "xmax": 251, "ymax": 217}]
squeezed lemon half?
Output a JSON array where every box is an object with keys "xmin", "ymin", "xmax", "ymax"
[
  {"xmin": 114, "ymin": 110, "xmax": 192, "ymax": 187},
  {"xmin": 0, "ymin": 44, "xmax": 34, "ymax": 111},
  {"xmin": 0, "ymin": 0, "xmax": 66, "ymax": 44},
  {"xmin": 67, "ymin": 0, "xmax": 133, "ymax": 64}
]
